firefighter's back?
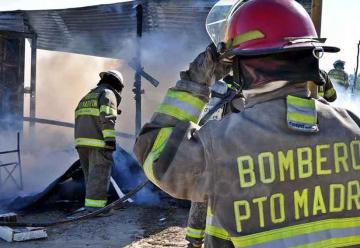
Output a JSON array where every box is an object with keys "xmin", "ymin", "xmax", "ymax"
[{"xmin": 200, "ymin": 91, "xmax": 360, "ymax": 247}]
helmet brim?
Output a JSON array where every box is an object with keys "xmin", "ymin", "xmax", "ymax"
[
  {"xmin": 99, "ymin": 72, "xmax": 107, "ymax": 78},
  {"xmin": 223, "ymin": 42, "xmax": 340, "ymax": 58}
]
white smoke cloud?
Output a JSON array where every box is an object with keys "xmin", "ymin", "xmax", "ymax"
[
  {"xmin": 0, "ymin": 30, "xmax": 210, "ymax": 206},
  {"xmin": 331, "ymin": 84, "xmax": 360, "ymax": 117}
]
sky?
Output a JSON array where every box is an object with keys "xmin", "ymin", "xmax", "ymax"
[
  {"xmin": 0, "ymin": 0, "xmax": 359, "ymax": 74},
  {"xmin": 321, "ymin": 0, "xmax": 360, "ymax": 74}
]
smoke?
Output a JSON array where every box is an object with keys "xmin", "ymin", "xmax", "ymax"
[
  {"xmin": 0, "ymin": 28, "xmax": 210, "ymax": 207},
  {"xmin": 112, "ymin": 146, "xmax": 161, "ymax": 205},
  {"xmin": 331, "ymin": 84, "xmax": 360, "ymax": 117},
  {"xmin": 0, "ymin": 51, "xmax": 124, "ymax": 204}
]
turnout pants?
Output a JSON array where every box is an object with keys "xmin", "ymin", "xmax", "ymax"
[
  {"xmin": 186, "ymin": 202, "xmax": 207, "ymax": 245},
  {"xmin": 76, "ymin": 147, "xmax": 113, "ymax": 208},
  {"xmin": 186, "ymin": 202, "xmax": 235, "ymax": 248}
]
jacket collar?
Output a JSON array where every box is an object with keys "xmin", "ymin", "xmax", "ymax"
[{"xmin": 232, "ymin": 81, "xmax": 311, "ymax": 111}]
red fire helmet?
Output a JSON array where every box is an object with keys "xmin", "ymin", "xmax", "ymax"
[{"xmin": 223, "ymin": 0, "xmax": 339, "ymax": 57}]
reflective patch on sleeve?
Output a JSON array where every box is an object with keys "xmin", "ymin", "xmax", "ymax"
[
  {"xmin": 100, "ymin": 105, "xmax": 117, "ymax": 116},
  {"xmin": 325, "ymin": 87, "xmax": 336, "ymax": 99},
  {"xmin": 102, "ymin": 129, "xmax": 116, "ymax": 139},
  {"xmin": 143, "ymin": 128, "xmax": 173, "ymax": 186},
  {"xmin": 75, "ymin": 138, "xmax": 105, "ymax": 148},
  {"xmin": 287, "ymin": 95, "xmax": 318, "ymax": 133},
  {"xmin": 75, "ymin": 108, "xmax": 100, "ymax": 118},
  {"xmin": 155, "ymin": 90, "xmax": 206, "ymax": 122}
]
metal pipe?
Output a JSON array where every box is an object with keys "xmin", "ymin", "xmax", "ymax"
[
  {"xmin": 29, "ymin": 35, "xmax": 37, "ymax": 128},
  {"xmin": 17, "ymin": 132, "xmax": 23, "ymax": 190},
  {"xmin": 134, "ymin": 4, "xmax": 143, "ymax": 136}
]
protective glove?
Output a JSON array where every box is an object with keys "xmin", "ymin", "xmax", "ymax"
[
  {"xmin": 180, "ymin": 43, "xmax": 231, "ymax": 86},
  {"xmin": 104, "ymin": 140, "xmax": 116, "ymax": 151}
]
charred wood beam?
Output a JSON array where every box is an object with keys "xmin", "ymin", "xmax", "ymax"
[{"xmin": 311, "ymin": 0, "xmax": 322, "ymax": 36}]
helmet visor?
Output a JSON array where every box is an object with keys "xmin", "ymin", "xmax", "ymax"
[{"xmin": 206, "ymin": 0, "xmax": 239, "ymax": 45}]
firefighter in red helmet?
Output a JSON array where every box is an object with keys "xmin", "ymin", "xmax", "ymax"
[{"xmin": 134, "ymin": 0, "xmax": 360, "ymax": 247}]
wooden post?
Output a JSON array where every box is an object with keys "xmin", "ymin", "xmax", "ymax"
[{"xmin": 311, "ymin": 0, "xmax": 323, "ymax": 36}]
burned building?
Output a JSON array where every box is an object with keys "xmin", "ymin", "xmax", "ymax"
[{"xmin": 0, "ymin": 0, "xmax": 315, "ymax": 133}]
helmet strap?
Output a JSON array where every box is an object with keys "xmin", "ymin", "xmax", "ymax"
[{"xmin": 233, "ymin": 56, "xmax": 245, "ymax": 90}]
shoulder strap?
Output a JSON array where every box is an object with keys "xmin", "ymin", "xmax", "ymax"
[
  {"xmin": 198, "ymin": 90, "xmax": 238, "ymax": 126},
  {"xmin": 346, "ymin": 110, "xmax": 360, "ymax": 127}
]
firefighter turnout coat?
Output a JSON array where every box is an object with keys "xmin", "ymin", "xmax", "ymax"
[
  {"xmin": 75, "ymin": 84, "xmax": 120, "ymax": 149},
  {"xmin": 328, "ymin": 68, "xmax": 349, "ymax": 88},
  {"xmin": 134, "ymin": 79, "xmax": 360, "ymax": 248}
]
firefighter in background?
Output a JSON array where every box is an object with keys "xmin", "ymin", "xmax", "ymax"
[
  {"xmin": 328, "ymin": 60, "xmax": 349, "ymax": 88},
  {"xmin": 74, "ymin": 70, "xmax": 124, "ymax": 214},
  {"xmin": 134, "ymin": 0, "xmax": 360, "ymax": 247}
]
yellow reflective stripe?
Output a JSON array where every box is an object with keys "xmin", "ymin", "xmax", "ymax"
[
  {"xmin": 207, "ymin": 207, "xmax": 214, "ymax": 216},
  {"xmin": 143, "ymin": 128, "xmax": 173, "ymax": 186},
  {"xmin": 166, "ymin": 90, "xmax": 206, "ymax": 111},
  {"xmin": 287, "ymin": 95, "xmax": 315, "ymax": 109},
  {"xmin": 186, "ymin": 227, "xmax": 205, "ymax": 239},
  {"xmin": 206, "ymin": 207, "xmax": 230, "ymax": 240},
  {"xmin": 293, "ymin": 235, "xmax": 360, "ymax": 248},
  {"xmin": 231, "ymin": 217, "xmax": 360, "ymax": 248},
  {"xmin": 85, "ymin": 198, "xmax": 107, "ymax": 208},
  {"xmin": 83, "ymin": 92, "xmax": 99, "ymax": 100},
  {"xmin": 287, "ymin": 112, "xmax": 316, "ymax": 124},
  {"xmin": 143, "ymin": 153, "xmax": 158, "ymax": 186},
  {"xmin": 227, "ymin": 30, "xmax": 265, "ymax": 48},
  {"xmin": 102, "ymin": 129, "xmax": 116, "ymax": 139},
  {"xmin": 318, "ymin": 86, "xmax": 324, "ymax": 97},
  {"xmin": 206, "ymin": 225, "xmax": 230, "ymax": 240},
  {"xmin": 156, "ymin": 104, "xmax": 198, "ymax": 122},
  {"xmin": 75, "ymin": 138, "xmax": 105, "ymax": 148},
  {"xmin": 100, "ymin": 105, "xmax": 117, "ymax": 116},
  {"xmin": 325, "ymin": 88, "xmax": 336, "ymax": 98},
  {"xmin": 75, "ymin": 108, "xmax": 100, "ymax": 118}
]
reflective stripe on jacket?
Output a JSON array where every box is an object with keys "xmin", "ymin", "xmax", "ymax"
[
  {"xmin": 75, "ymin": 84, "xmax": 119, "ymax": 148},
  {"xmin": 318, "ymin": 70, "xmax": 337, "ymax": 102},
  {"xmin": 134, "ymin": 79, "xmax": 360, "ymax": 248}
]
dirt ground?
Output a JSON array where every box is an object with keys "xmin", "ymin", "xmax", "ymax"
[{"xmin": 0, "ymin": 205, "xmax": 189, "ymax": 248}]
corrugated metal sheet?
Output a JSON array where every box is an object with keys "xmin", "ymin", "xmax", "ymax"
[
  {"xmin": 0, "ymin": 12, "xmax": 29, "ymax": 33},
  {"xmin": 25, "ymin": 2, "xmax": 137, "ymax": 58},
  {"xmin": 0, "ymin": 0, "xmax": 314, "ymax": 58},
  {"xmin": 297, "ymin": 0, "xmax": 313, "ymax": 13},
  {"xmin": 143, "ymin": 0, "xmax": 216, "ymax": 31}
]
